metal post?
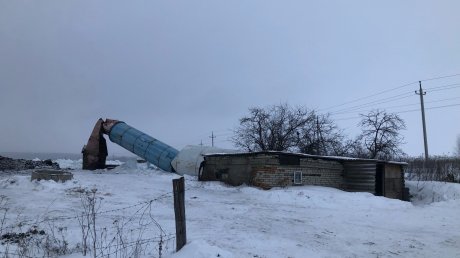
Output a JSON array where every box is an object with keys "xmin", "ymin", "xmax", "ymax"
[
  {"xmin": 415, "ymin": 81, "xmax": 429, "ymax": 160},
  {"xmin": 210, "ymin": 131, "xmax": 216, "ymax": 147}
]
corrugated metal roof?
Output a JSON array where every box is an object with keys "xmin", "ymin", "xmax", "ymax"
[{"xmin": 203, "ymin": 151, "xmax": 407, "ymax": 165}]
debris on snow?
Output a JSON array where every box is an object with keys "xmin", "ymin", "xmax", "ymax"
[{"xmin": 0, "ymin": 155, "xmax": 59, "ymax": 172}]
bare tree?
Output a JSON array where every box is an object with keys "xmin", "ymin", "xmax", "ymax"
[
  {"xmin": 343, "ymin": 138, "xmax": 367, "ymax": 158},
  {"xmin": 356, "ymin": 109, "xmax": 406, "ymax": 160},
  {"xmin": 232, "ymin": 104, "xmax": 313, "ymax": 152},
  {"xmin": 296, "ymin": 113, "xmax": 346, "ymax": 156}
]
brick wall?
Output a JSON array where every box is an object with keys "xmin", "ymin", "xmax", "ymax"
[
  {"xmin": 202, "ymin": 153, "xmax": 345, "ymax": 190},
  {"xmin": 252, "ymin": 158, "xmax": 344, "ymax": 190},
  {"xmin": 201, "ymin": 153, "xmax": 404, "ymax": 199}
]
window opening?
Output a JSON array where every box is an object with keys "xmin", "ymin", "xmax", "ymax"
[{"xmin": 293, "ymin": 171, "xmax": 303, "ymax": 185}]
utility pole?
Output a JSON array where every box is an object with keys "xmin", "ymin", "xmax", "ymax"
[
  {"xmin": 415, "ymin": 81, "xmax": 429, "ymax": 161},
  {"xmin": 210, "ymin": 131, "xmax": 216, "ymax": 147}
]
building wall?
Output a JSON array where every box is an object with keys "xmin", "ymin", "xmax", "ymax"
[
  {"xmin": 201, "ymin": 154, "xmax": 344, "ymax": 190},
  {"xmin": 252, "ymin": 158, "xmax": 344, "ymax": 189},
  {"xmin": 343, "ymin": 162, "xmax": 377, "ymax": 193},
  {"xmin": 201, "ymin": 153, "xmax": 406, "ymax": 200},
  {"xmin": 200, "ymin": 155, "xmax": 254, "ymax": 186}
]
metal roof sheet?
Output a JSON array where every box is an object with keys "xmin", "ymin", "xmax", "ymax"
[{"xmin": 203, "ymin": 151, "xmax": 407, "ymax": 165}]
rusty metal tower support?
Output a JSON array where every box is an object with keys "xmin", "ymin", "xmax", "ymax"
[
  {"xmin": 82, "ymin": 118, "xmax": 108, "ymax": 170},
  {"xmin": 82, "ymin": 118, "xmax": 179, "ymax": 172}
]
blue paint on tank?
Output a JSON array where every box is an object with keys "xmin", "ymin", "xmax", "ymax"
[{"xmin": 108, "ymin": 122, "xmax": 179, "ymax": 172}]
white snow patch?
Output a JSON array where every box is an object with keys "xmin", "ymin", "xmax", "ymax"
[
  {"xmin": 106, "ymin": 159, "xmax": 124, "ymax": 166},
  {"xmin": 54, "ymin": 159, "xmax": 125, "ymax": 170},
  {"xmin": 54, "ymin": 158, "xmax": 82, "ymax": 169},
  {"xmin": 406, "ymin": 180, "xmax": 460, "ymax": 205},
  {"xmin": 166, "ymin": 240, "xmax": 235, "ymax": 258}
]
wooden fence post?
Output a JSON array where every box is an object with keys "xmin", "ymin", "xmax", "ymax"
[{"xmin": 173, "ymin": 177, "xmax": 186, "ymax": 251}]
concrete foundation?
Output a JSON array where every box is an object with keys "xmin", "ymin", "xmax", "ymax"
[{"xmin": 31, "ymin": 169, "xmax": 73, "ymax": 182}]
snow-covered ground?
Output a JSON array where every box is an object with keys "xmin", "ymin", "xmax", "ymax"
[
  {"xmin": 406, "ymin": 180, "xmax": 460, "ymax": 205},
  {"xmin": 0, "ymin": 161, "xmax": 459, "ymax": 258}
]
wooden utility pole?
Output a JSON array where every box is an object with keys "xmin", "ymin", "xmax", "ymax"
[
  {"xmin": 415, "ymin": 81, "xmax": 429, "ymax": 161},
  {"xmin": 173, "ymin": 177, "xmax": 186, "ymax": 251}
]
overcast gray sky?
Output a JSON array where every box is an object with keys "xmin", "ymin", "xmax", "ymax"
[{"xmin": 1, "ymin": 0, "xmax": 459, "ymax": 157}]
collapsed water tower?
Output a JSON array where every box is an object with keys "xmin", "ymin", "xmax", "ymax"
[{"xmin": 82, "ymin": 118, "xmax": 235, "ymax": 175}]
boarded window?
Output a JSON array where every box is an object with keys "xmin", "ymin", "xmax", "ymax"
[
  {"xmin": 293, "ymin": 171, "xmax": 303, "ymax": 185},
  {"xmin": 279, "ymin": 155, "xmax": 300, "ymax": 165}
]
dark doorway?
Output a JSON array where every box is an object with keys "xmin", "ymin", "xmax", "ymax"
[{"xmin": 375, "ymin": 164, "xmax": 385, "ymax": 196}]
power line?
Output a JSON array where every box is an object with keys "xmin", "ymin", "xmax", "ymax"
[
  {"xmin": 331, "ymin": 101, "xmax": 418, "ymax": 116},
  {"xmin": 319, "ymin": 72, "xmax": 460, "ymax": 113},
  {"xmin": 425, "ymin": 96, "xmax": 460, "ymax": 104},
  {"xmin": 427, "ymin": 84, "xmax": 460, "ymax": 93},
  {"xmin": 332, "ymin": 103, "xmax": 460, "ymax": 121},
  {"xmin": 391, "ymin": 103, "xmax": 460, "ymax": 115},
  {"xmin": 424, "ymin": 103, "xmax": 460, "ymax": 111},
  {"xmin": 329, "ymin": 92, "xmax": 414, "ymax": 115},
  {"xmin": 425, "ymin": 82, "xmax": 460, "ymax": 90},
  {"xmin": 329, "ymin": 96, "xmax": 460, "ymax": 116},
  {"xmin": 319, "ymin": 81, "xmax": 417, "ymax": 112},
  {"xmin": 330, "ymin": 82, "xmax": 460, "ymax": 115},
  {"xmin": 328, "ymin": 82, "xmax": 460, "ymax": 116},
  {"xmin": 420, "ymin": 73, "xmax": 460, "ymax": 82}
]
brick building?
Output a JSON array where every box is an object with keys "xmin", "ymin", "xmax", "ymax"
[{"xmin": 199, "ymin": 152, "xmax": 406, "ymax": 200}]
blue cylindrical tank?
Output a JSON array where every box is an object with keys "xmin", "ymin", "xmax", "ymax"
[{"xmin": 108, "ymin": 122, "xmax": 179, "ymax": 172}]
